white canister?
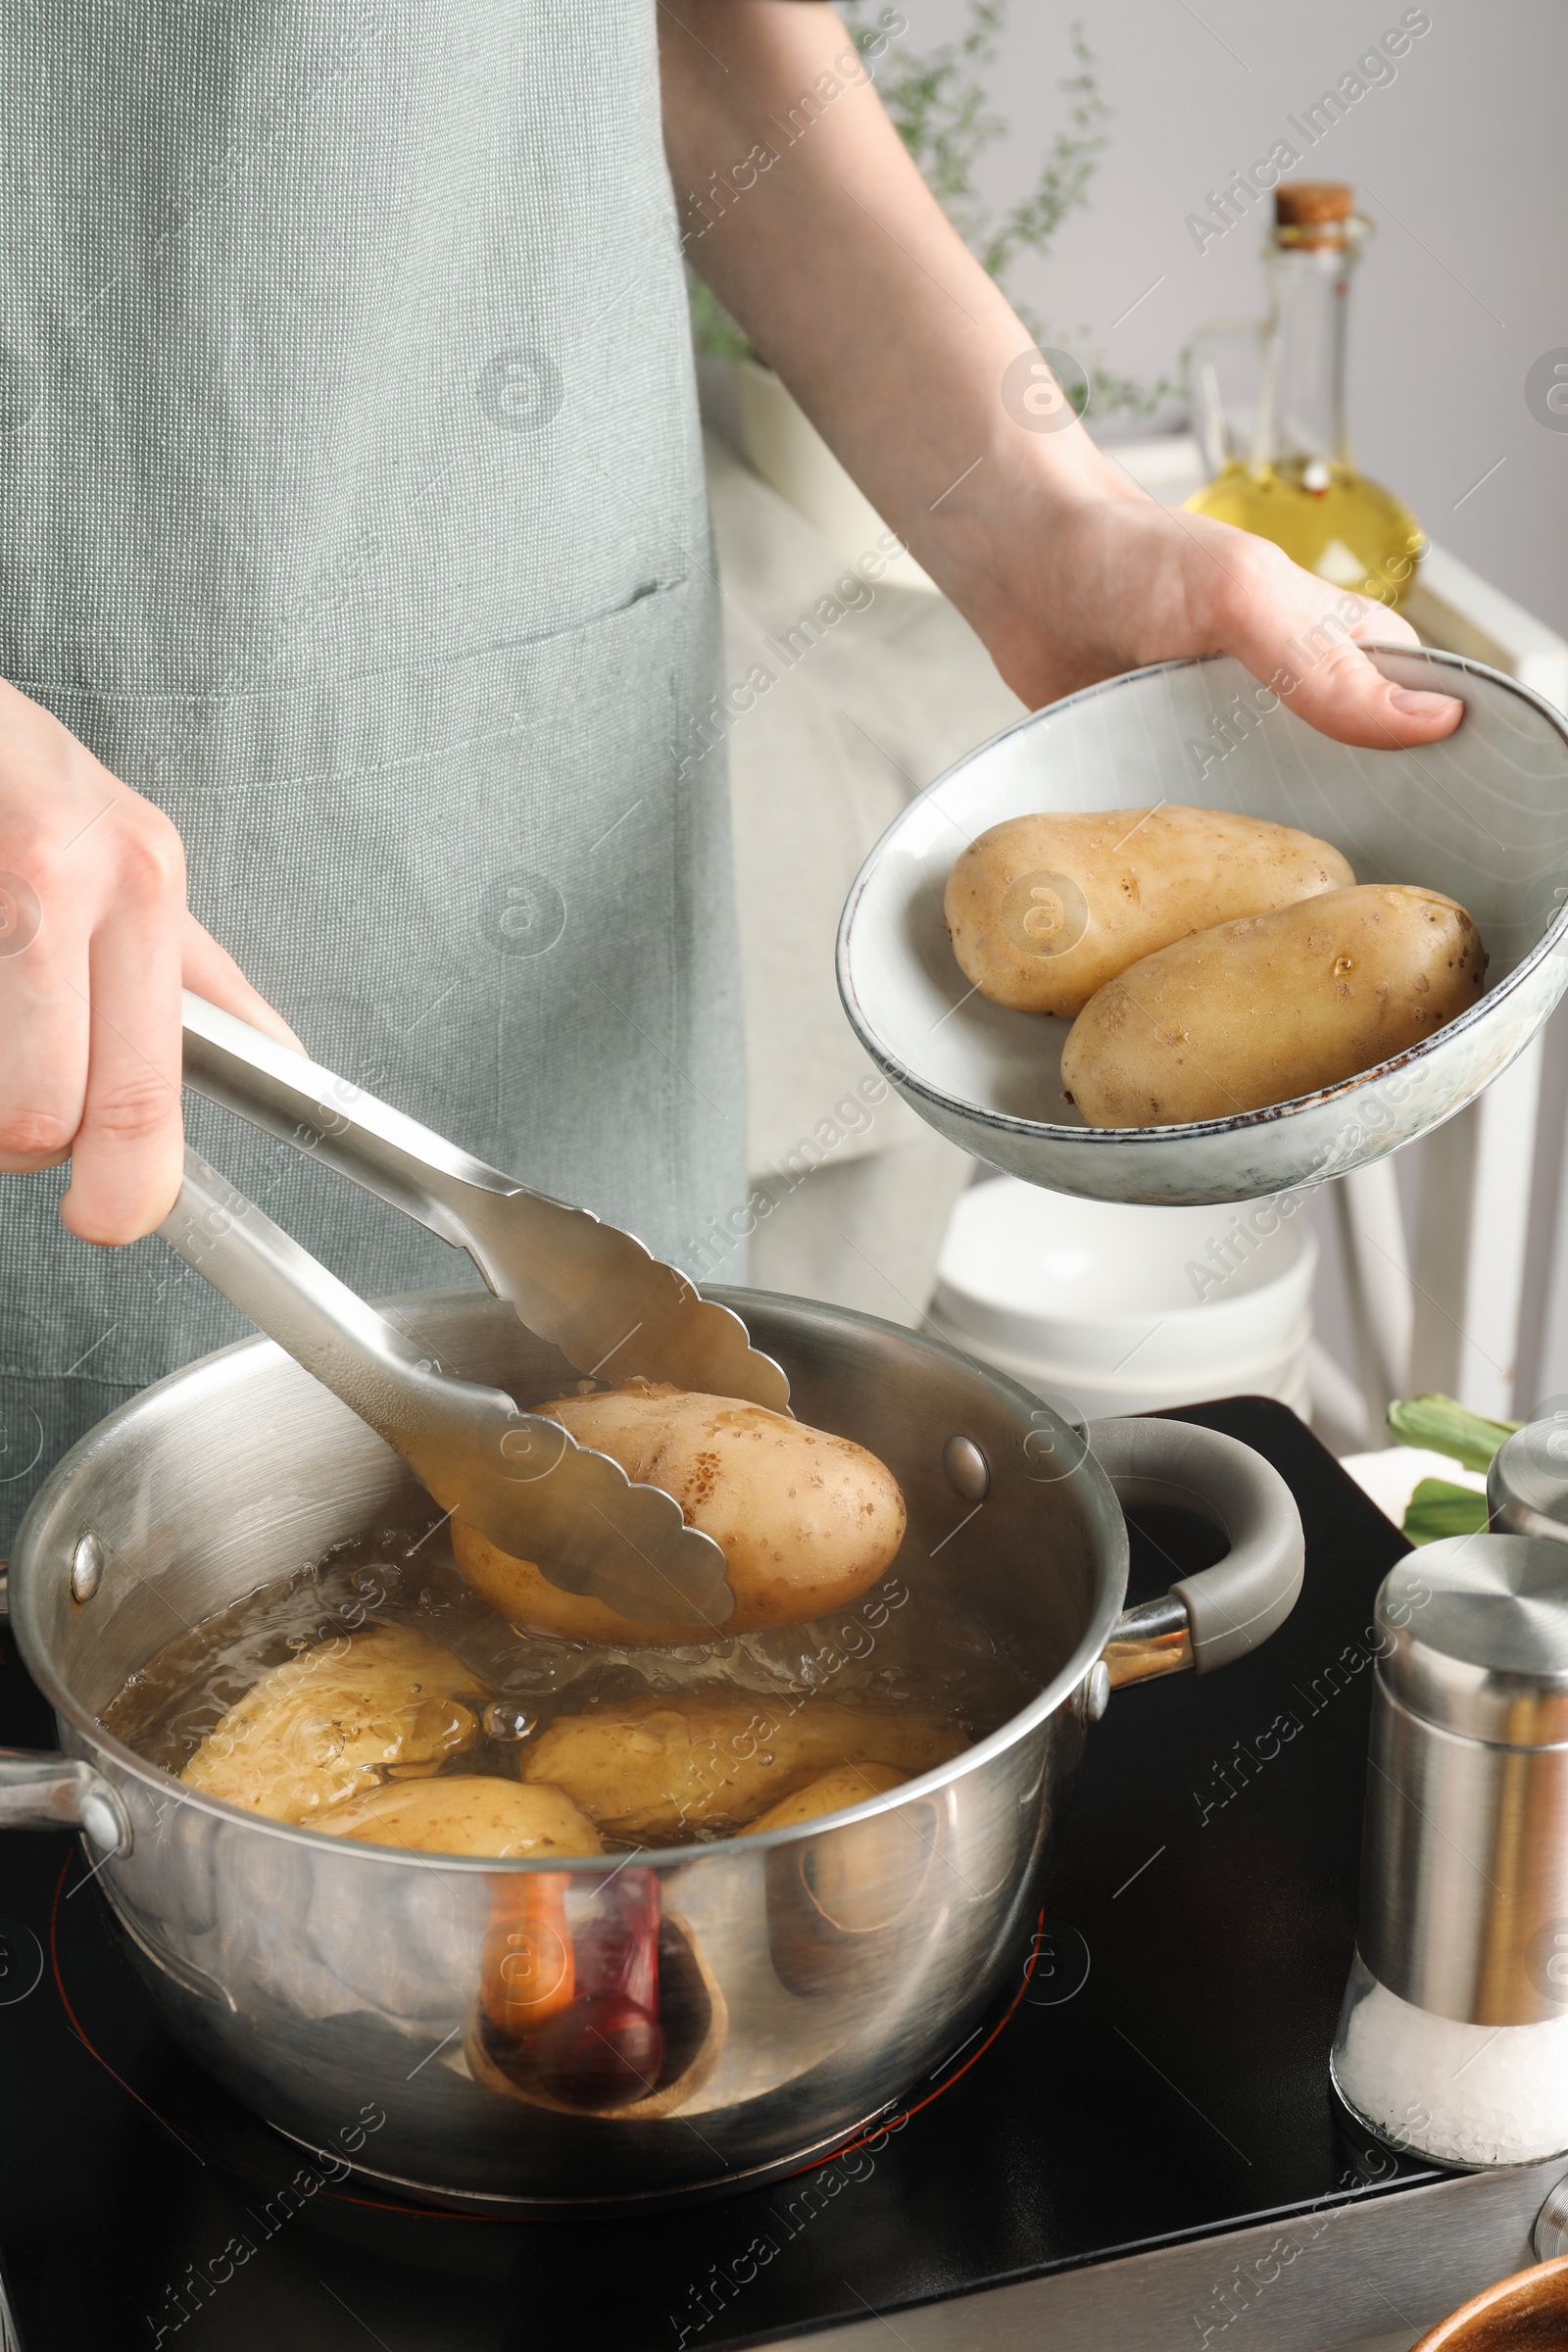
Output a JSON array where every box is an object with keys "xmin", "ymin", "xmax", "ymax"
[{"xmin": 928, "ymin": 1177, "xmax": 1316, "ymax": 1420}]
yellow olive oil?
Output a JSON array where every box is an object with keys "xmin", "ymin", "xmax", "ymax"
[
  {"xmin": 1187, "ymin": 456, "xmax": 1424, "ymax": 609},
  {"xmin": 1186, "ymin": 181, "xmax": 1424, "ymax": 610}
]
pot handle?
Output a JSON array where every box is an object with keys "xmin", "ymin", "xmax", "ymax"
[
  {"xmin": 0, "ymin": 1749, "xmax": 133, "ymax": 1856},
  {"xmin": 1088, "ymin": 1418, "xmax": 1304, "ymax": 1688}
]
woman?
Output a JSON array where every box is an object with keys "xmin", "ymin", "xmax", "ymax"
[{"xmin": 0, "ymin": 2, "xmax": 1458, "ymax": 1543}]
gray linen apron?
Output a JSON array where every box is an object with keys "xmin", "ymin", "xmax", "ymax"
[{"xmin": 0, "ymin": 2, "xmax": 746, "ymax": 1545}]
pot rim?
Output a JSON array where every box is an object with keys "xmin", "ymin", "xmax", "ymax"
[{"xmin": 11, "ymin": 1286, "xmax": 1130, "ymax": 1874}]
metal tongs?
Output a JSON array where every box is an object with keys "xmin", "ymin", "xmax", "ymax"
[{"xmin": 159, "ymin": 995, "xmax": 790, "ymax": 1630}]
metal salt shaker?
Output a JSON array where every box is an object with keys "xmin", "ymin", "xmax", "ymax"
[
  {"xmin": 1490, "ymin": 1412, "xmax": 1568, "ymax": 1545},
  {"xmin": 1355, "ymin": 1531, "xmax": 1568, "ymax": 2030}
]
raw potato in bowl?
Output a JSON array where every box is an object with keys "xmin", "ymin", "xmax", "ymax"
[
  {"xmin": 944, "ymin": 806, "xmax": 1353, "ymax": 1018},
  {"xmin": 1062, "ymin": 885, "xmax": 1488, "ymax": 1128},
  {"xmin": 453, "ymin": 1380, "xmax": 907, "ymax": 1645},
  {"xmin": 521, "ymin": 1691, "xmax": 961, "ymax": 1840}
]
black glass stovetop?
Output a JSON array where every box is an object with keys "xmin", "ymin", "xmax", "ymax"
[{"xmin": 0, "ymin": 1398, "xmax": 1439, "ymax": 2350}]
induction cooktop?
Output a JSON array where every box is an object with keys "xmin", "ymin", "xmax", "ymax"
[{"xmin": 0, "ymin": 1400, "xmax": 1558, "ymax": 2352}]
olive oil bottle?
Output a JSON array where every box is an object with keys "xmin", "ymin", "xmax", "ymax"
[{"xmin": 1186, "ymin": 182, "xmax": 1424, "ymax": 609}]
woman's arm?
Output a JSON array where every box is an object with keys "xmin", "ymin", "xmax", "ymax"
[{"xmin": 661, "ymin": 0, "xmax": 1460, "ymax": 746}]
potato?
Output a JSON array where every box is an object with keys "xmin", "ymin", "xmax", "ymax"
[
  {"xmin": 521, "ymin": 1691, "xmax": 961, "ymax": 1840},
  {"xmin": 318, "ymin": 1775, "xmax": 602, "ymax": 1858},
  {"xmin": 180, "ymin": 1625, "xmax": 488, "ymax": 1825},
  {"xmin": 944, "ymin": 806, "xmax": 1352, "ymax": 1018},
  {"xmin": 749, "ymin": 1761, "xmax": 909, "ymax": 1834},
  {"xmin": 1061, "ymin": 884, "xmax": 1487, "ymax": 1128},
  {"xmin": 453, "ymin": 1380, "xmax": 906, "ymax": 1645},
  {"xmin": 758, "ymin": 1764, "xmax": 932, "ymax": 1945}
]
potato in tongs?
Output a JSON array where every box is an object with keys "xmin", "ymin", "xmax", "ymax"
[{"xmin": 172, "ymin": 998, "xmax": 906, "ymax": 1637}]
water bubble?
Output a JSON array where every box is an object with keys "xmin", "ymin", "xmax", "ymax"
[{"xmin": 483, "ymin": 1702, "xmax": 537, "ymax": 1742}]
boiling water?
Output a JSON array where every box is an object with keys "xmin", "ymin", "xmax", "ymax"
[{"xmin": 101, "ymin": 1517, "xmax": 1037, "ymax": 1850}]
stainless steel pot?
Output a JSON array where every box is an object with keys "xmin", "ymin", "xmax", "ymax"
[{"xmin": 0, "ymin": 1288, "xmax": 1302, "ymax": 2206}]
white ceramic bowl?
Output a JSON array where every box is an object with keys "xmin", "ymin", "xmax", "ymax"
[
  {"xmin": 837, "ymin": 649, "xmax": 1568, "ymax": 1205},
  {"xmin": 928, "ymin": 1176, "xmax": 1316, "ymax": 1419}
]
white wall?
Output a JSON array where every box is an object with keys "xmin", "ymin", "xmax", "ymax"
[{"xmin": 900, "ymin": 0, "xmax": 1568, "ymax": 635}]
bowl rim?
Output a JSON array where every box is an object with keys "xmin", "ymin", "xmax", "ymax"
[
  {"xmin": 11, "ymin": 1285, "xmax": 1131, "ymax": 1878},
  {"xmin": 836, "ymin": 647, "xmax": 1568, "ymax": 1149}
]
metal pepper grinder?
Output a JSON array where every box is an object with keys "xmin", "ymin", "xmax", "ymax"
[
  {"xmin": 1332, "ymin": 1532, "xmax": 1568, "ymax": 2169},
  {"xmin": 1490, "ymin": 1412, "xmax": 1568, "ymax": 1542}
]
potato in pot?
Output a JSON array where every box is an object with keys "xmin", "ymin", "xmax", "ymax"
[
  {"xmin": 180, "ymin": 1626, "xmax": 489, "ymax": 1825},
  {"xmin": 453, "ymin": 1380, "xmax": 906, "ymax": 1644},
  {"xmin": 944, "ymin": 806, "xmax": 1353, "ymax": 1018},
  {"xmin": 521, "ymin": 1692, "xmax": 960, "ymax": 1840},
  {"xmin": 317, "ymin": 1775, "xmax": 602, "ymax": 1858},
  {"xmin": 750, "ymin": 1761, "xmax": 910, "ymax": 1833},
  {"xmin": 1061, "ymin": 884, "xmax": 1487, "ymax": 1128}
]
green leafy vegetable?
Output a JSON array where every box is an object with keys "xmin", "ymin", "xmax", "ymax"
[
  {"xmin": 1386, "ymin": 1394, "xmax": 1521, "ymax": 1476},
  {"xmin": 1401, "ymin": 1478, "xmax": 1490, "ymax": 1546}
]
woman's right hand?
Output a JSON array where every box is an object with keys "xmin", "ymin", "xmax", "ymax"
[{"xmin": 0, "ymin": 679, "xmax": 302, "ymax": 1247}]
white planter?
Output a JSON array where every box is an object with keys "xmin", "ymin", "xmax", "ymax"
[
  {"xmin": 929, "ymin": 1176, "xmax": 1317, "ymax": 1420},
  {"xmin": 734, "ymin": 360, "xmax": 939, "ymax": 594}
]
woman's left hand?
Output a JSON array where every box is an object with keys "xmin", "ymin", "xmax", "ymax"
[{"xmin": 964, "ymin": 464, "xmax": 1457, "ymax": 747}]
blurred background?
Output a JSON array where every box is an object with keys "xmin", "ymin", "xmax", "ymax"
[
  {"xmin": 881, "ymin": 0, "xmax": 1566, "ymax": 634},
  {"xmin": 696, "ymin": 0, "xmax": 1568, "ymax": 1505}
]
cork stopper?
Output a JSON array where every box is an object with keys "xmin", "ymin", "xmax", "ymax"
[{"xmin": 1274, "ymin": 181, "xmax": 1353, "ymax": 227}]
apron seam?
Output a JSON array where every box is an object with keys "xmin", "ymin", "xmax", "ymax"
[{"xmin": 5, "ymin": 574, "xmax": 692, "ymax": 710}]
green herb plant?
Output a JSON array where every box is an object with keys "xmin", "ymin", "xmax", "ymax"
[{"xmin": 689, "ymin": 4, "xmax": 1170, "ymax": 421}]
